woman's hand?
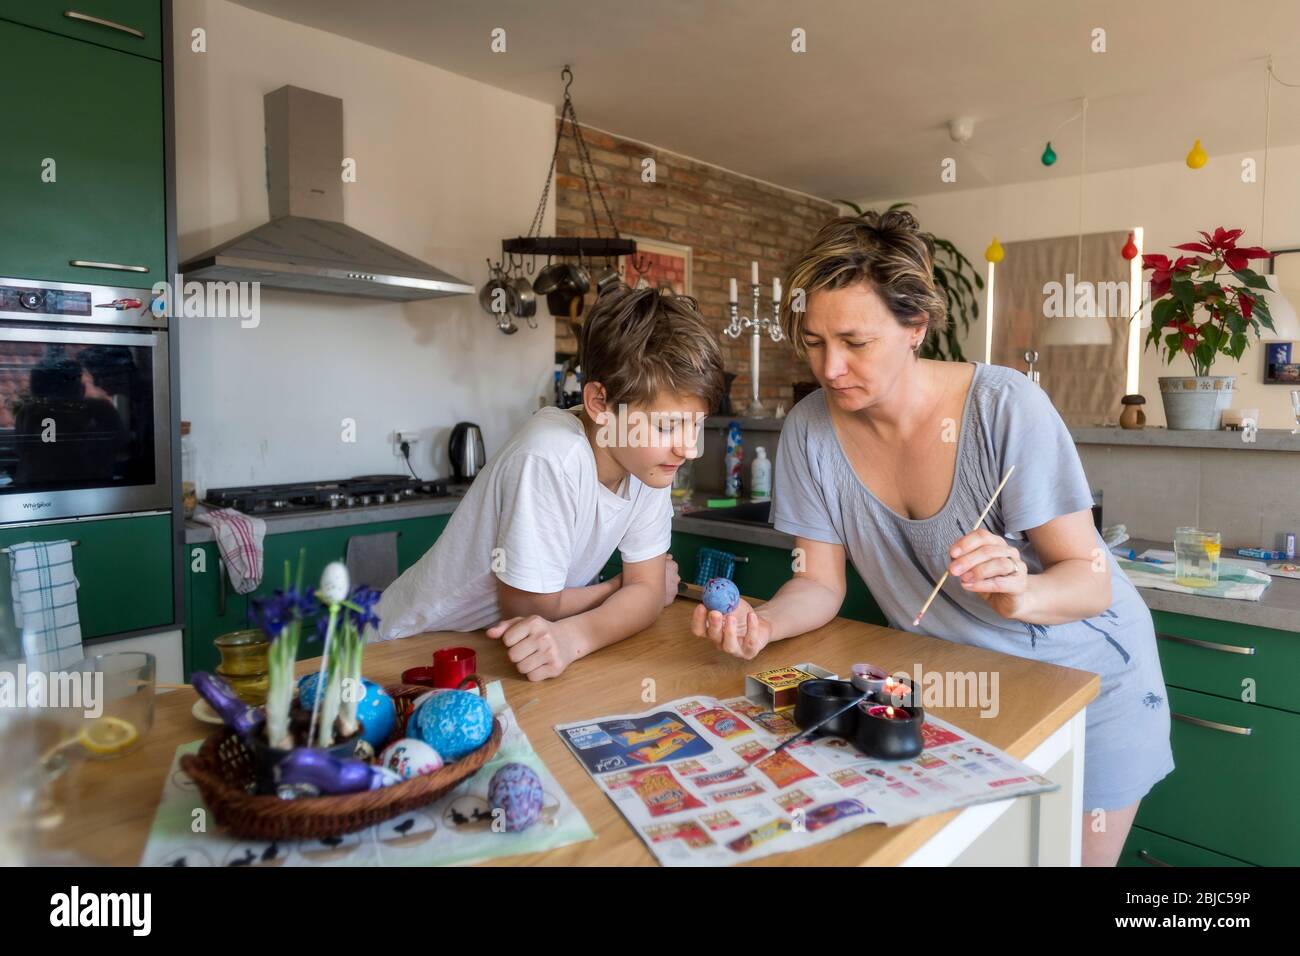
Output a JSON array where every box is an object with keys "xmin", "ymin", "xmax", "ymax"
[
  {"xmin": 948, "ymin": 528, "xmax": 1031, "ymax": 620},
  {"xmin": 690, "ymin": 598, "xmax": 772, "ymax": 660}
]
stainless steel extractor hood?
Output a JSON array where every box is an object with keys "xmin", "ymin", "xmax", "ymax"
[{"xmin": 180, "ymin": 86, "xmax": 474, "ymax": 302}]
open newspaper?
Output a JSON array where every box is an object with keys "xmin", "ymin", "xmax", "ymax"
[{"xmin": 556, "ymin": 691, "xmax": 1057, "ymax": 866}]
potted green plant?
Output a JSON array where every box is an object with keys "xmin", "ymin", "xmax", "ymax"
[{"xmin": 1141, "ymin": 227, "xmax": 1274, "ymax": 429}]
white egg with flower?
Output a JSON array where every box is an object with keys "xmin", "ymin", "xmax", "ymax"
[{"xmin": 319, "ymin": 561, "xmax": 350, "ymax": 605}]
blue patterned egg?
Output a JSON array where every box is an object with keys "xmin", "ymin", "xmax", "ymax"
[
  {"xmin": 702, "ymin": 577, "xmax": 740, "ymax": 614},
  {"xmin": 488, "ymin": 762, "xmax": 544, "ymax": 831},
  {"xmin": 412, "ymin": 689, "xmax": 493, "ymax": 761},
  {"xmin": 296, "ymin": 674, "xmax": 397, "ymax": 748}
]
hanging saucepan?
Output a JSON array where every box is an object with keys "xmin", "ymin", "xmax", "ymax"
[
  {"xmin": 533, "ymin": 256, "xmax": 566, "ymax": 295},
  {"xmin": 479, "ymin": 268, "xmax": 513, "ymax": 318},
  {"xmin": 594, "ymin": 257, "xmax": 620, "ymax": 297},
  {"xmin": 511, "ymin": 275, "xmax": 536, "ymax": 320},
  {"xmin": 561, "ymin": 260, "xmax": 591, "ymax": 295},
  {"xmin": 547, "ymin": 288, "xmax": 584, "ymax": 321}
]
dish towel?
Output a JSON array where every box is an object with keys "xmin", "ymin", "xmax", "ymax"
[
  {"xmin": 8, "ymin": 541, "xmax": 82, "ymax": 669},
  {"xmin": 195, "ymin": 507, "xmax": 266, "ymax": 595},
  {"xmin": 1117, "ymin": 557, "xmax": 1272, "ymax": 601},
  {"xmin": 346, "ymin": 531, "xmax": 399, "ymax": 591}
]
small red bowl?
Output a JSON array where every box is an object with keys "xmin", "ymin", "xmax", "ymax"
[{"xmin": 400, "ymin": 666, "xmax": 438, "ymax": 687}]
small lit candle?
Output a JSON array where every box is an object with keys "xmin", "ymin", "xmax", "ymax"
[
  {"xmin": 867, "ymin": 705, "xmax": 911, "ymax": 721},
  {"xmin": 751, "ymin": 260, "xmax": 759, "ymax": 285},
  {"xmin": 729, "ymin": 277, "xmax": 738, "ymax": 303}
]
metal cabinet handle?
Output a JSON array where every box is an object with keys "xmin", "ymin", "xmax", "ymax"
[
  {"xmin": 1137, "ymin": 849, "xmax": 1173, "ymax": 867},
  {"xmin": 1157, "ymin": 632, "xmax": 1255, "ymax": 655},
  {"xmin": 217, "ymin": 557, "xmax": 227, "ymax": 617},
  {"xmin": 69, "ymin": 259, "xmax": 149, "ymax": 273},
  {"xmin": 1172, "ymin": 713, "xmax": 1252, "ymax": 736},
  {"xmin": 64, "ymin": 10, "xmax": 145, "ymax": 38},
  {"xmin": 0, "ymin": 540, "xmax": 79, "ymax": 555}
]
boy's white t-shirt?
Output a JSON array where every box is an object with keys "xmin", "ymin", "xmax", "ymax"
[{"xmin": 375, "ymin": 406, "xmax": 672, "ymax": 640}]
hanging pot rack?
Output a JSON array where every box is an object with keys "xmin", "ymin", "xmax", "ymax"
[{"xmin": 491, "ymin": 66, "xmax": 650, "ymax": 280}]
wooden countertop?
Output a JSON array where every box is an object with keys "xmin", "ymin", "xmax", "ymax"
[{"xmin": 38, "ymin": 601, "xmax": 1098, "ymax": 866}]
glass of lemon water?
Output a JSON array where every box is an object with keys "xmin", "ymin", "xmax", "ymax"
[
  {"xmin": 64, "ymin": 652, "xmax": 156, "ymax": 759},
  {"xmin": 1174, "ymin": 527, "xmax": 1221, "ymax": 588}
]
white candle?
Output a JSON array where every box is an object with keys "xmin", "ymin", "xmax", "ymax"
[
  {"xmin": 729, "ymin": 277, "xmax": 738, "ymax": 303},
  {"xmin": 773, "ymin": 277, "xmax": 782, "ymax": 301},
  {"xmin": 751, "ymin": 261, "xmax": 759, "ymax": 285}
]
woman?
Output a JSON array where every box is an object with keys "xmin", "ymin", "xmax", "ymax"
[{"xmin": 692, "ymin": 210, "xmax": 1173, "ymax": 866}]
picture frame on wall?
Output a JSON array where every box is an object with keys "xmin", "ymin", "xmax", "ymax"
[
  {"xmin": 1264, "ymin": 249, "xmax": 1300, "ymax": 384},
  {"xmin": 620, "ymin": 236, "xmax": 693, "ymax": 296}
]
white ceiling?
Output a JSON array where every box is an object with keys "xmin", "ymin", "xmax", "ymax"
[{"xmin": 231, "ymin": 0, "xmax": 1300, "ymax": 203}]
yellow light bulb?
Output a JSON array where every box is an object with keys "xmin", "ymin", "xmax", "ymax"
[
  {"xmin": 984, "ymin": 236, "xmax": 1005, "ymax": 264},
  {"xmin": 1186, "ymin": 139, "xmax": 1208, "ymax": 169}
]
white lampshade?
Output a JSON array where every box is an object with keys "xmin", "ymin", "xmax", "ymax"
[
  {"xmin": 1259, "ymin": 275, "xmax": 1300, "ymax": 340},
  {"xmin": 1041, "ymin": 315, "xmax": 1112, "ymax": 346}
]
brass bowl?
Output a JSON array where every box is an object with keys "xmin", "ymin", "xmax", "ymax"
[{"xmin": 214, "ymin": 629, "xmax": 269, "ymax": 677}]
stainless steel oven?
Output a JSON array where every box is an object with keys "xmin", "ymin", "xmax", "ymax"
[{"xmin": 0, "ymin": 278, "xmax": 170, "ymax": 523}]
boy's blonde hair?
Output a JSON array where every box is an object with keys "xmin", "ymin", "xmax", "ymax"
[
  {"xmin": 781, "ymin": 209, "xmax": 948, "ymax": 357},
  {"xmin": 579, "ymin": 283, "xmax": 726, "ymax": 411}
]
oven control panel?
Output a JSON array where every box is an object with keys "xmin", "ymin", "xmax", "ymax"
[{"xmin": 0, "ymin": 279, "xmax": 165, "ymax": 328}]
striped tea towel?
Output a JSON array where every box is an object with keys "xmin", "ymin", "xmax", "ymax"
[
  {"xmin": 1117, "ymin": 557, "xmax": 1272, "ymax": 601},
  {"xmin": 8, "ymin": 540, "xmax": 82, "ymax": 669},
  {"xmin": 195, "ymin": 507, "xmax": 266, "ymax": 594}
]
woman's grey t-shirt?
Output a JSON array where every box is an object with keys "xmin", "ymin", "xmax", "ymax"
[{"xmin": 772, "ymin": 362, "xmax": 1173, "ymax": 809}]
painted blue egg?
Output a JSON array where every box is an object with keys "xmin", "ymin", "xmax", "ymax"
[
  {"xmin": 702, "ymin": 577, "xmax": 740, "ymax": 614},
  {"xmin": 412, "ymin": 689, "xmax": 493, "ymax": 761},
  {"xmin": 296, "ymin": 674, "xmax": 397, "ymax": 748},
  {"xmin": 488, "ymin": 762, "xmax": 544, "ymax": 831}
]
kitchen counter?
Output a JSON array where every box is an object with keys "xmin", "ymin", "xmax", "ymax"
[
  {"xmin": 37, "ymin": 599, "xmax": 1096, "ymax": 866},
  {"xmin": 184, "ymin": 496, "xmax": 463, "ymax": 543},
  {"xmin": 1070, "ymin": 425, "xmax": 1300, "ymax": 452}
]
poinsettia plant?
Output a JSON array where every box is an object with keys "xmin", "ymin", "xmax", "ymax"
[{"xmin": 1141, "ymin": 226, "xmax": 1275, "ymax": 376}]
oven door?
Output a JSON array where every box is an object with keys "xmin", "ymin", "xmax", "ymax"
[{"xmin": 0, "ymin": 324, "xmax": 170, "ymax": 522}]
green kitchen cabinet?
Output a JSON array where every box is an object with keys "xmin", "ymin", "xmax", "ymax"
[
  {"xmin": 669, "ymin": 531, "xmax": 888, "ymax": 626},
  {"xmin": 0, "ymin": 18, "xmax": 165, "ymax": 286},
  {"xmin": 183, "ymin": 514, "xmax": 450, "ymax": 679},
  {"xmin": 1120, "ymin": 825, "xmax": 1252, "ymax": 867},
  {"xmin": 0, "ymin": 513, "xmax": 173, "ymax": 657},
  {"xmin": 0, "ymin": 1, "xmax": 162, "ymax": 59},
  {"xmin": 1120, "ymin": 609, "xmax": 1300, "ymax": 867}
]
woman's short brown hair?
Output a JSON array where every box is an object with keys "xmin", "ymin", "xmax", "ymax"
[
  {"xmin": 781, "ymin": 208, "xmax": 948, "ymax": 356},
  {"xmin": 579, "ymin": 282, "xmax": 726, "ymax": 411}
]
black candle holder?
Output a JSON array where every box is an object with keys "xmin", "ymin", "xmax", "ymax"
[
  {"xmin": 793, "ymin": 679, "xmax": 862, "ymax": 738},
  {"xmin": 853, "ymin": 701, "xmax": 925, "ymax": 760}
]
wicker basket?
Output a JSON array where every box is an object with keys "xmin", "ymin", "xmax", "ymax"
[{"xmin": 179, "ymin": 678, "xmax": 502, "ymax": 841}]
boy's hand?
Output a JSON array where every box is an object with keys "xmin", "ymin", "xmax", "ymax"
[
  {"xmin": 663, "ymin": 555, "xmax": 680, "ymax": 606},
  {"xmin": 486, "ymin": 615, "xmax": 578, "ymax": 681},
  {"xmin": 690, "ymin": 599, "xmax": 772, "ymax": 661}
]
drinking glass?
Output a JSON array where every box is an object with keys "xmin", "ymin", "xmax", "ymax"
[{"xmin": 1174, "ymin": 527, "xmax": 1221, "ymax": 588}]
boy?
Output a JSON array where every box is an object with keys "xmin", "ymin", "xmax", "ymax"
[{"xmin": 376, "ymin": 283, "xmax": 725, "ymax": 681}]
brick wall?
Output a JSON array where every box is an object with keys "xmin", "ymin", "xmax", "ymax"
[{"xmin": 553, "ymin": 121, "xmax": 840, "ymax": 412}]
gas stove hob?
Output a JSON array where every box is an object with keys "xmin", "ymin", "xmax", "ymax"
[{"xmin": 203, "ymin": 475, "xmax": 461, "ymax": 515}]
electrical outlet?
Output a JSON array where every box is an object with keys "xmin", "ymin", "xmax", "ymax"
[{"xmin": 393, "ymin": 430, "xmax": 421, "ymax": 458}]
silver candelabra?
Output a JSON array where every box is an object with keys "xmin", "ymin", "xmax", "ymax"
[{"xmin": 724, "ymin": 281, "xmax": 784, "ymax": 416}]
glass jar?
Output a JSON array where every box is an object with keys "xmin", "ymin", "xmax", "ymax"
[
  {"xmin": 180, "ymin": 420, "xmax": 198, "ymax": 519},
  {"xmin": 671, "ymin": 457, "xmax": 694, "ymax": 501}
]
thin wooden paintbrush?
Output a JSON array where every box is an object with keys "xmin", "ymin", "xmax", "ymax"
[{"xmin": 912, "ymin": 464, "xmax": 1016, "ymax": 627}]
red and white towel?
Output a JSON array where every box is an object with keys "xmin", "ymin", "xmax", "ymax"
[{"xmin": 195, "ymin": 507, "xmax": 266, "ymax": 594}]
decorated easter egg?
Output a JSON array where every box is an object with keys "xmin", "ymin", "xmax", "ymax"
[
  {"xmin": 412, "ymin": 689, "xmax": 493, "ymax": 761},
  {"xmin": 297, "ymin": 674, "xmax": 397, "ymax": 748},
  {"xmin": 702, "ymin": 577, "xmax": 740, "ymax": 615},
  {"xmin": 488, "ymin": 762, "xmax": 545, "ymax": 831},
  {"xmin": 318, "ymin": 561, "xmax": 350, "ymax": 604},
  {"xmin": 379, "ymin": 738, "xmax": 444, "ymax": 779}
]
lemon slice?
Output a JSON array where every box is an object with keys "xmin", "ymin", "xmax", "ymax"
[
  {"xmin": 1204, "ymin": 540, "xmax": 1221, "ymax": 560},
  {"xmin": 77, "ymin": 716, "xmax": 139, "ymax": 756}
]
